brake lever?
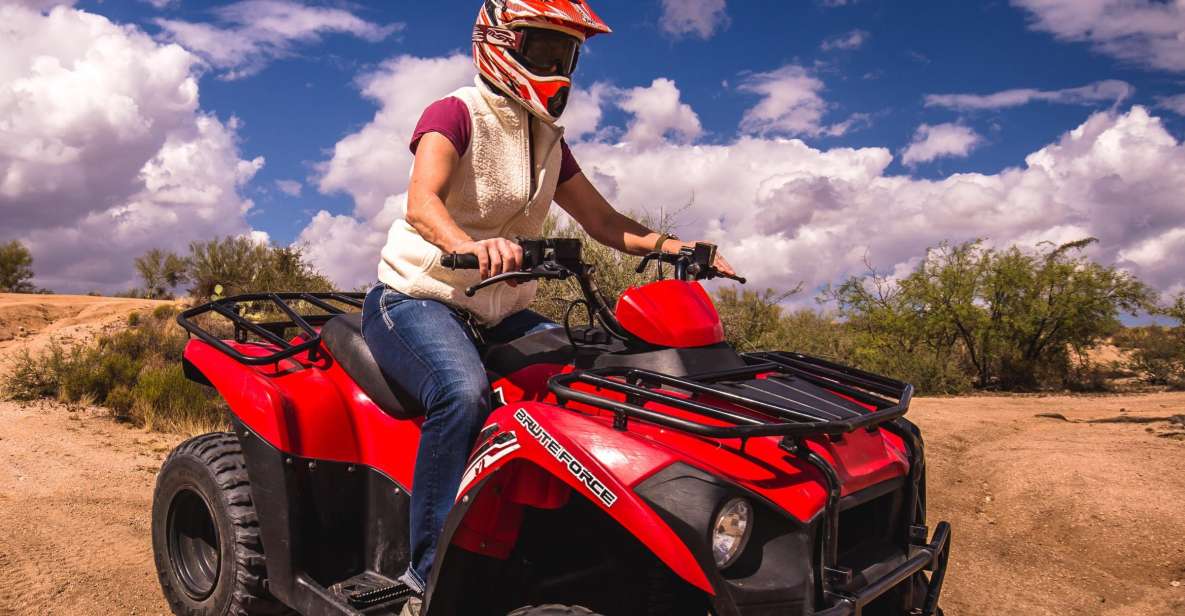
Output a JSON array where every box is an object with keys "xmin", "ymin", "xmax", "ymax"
[{"xmin": 464, "ymin": 267, "xmax": 571, "ymax": 297}]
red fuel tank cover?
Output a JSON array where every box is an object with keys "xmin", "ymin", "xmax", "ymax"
[{"xmin": 615, "ymin": 280, "xmax": 725, "ymax": 348}]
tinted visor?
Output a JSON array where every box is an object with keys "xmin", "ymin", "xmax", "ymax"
[{"xmin": 514, "ymin": 27, "xmax": 581, "ymax": 76}]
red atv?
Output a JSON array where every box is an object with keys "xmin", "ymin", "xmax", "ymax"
[{"xmin": 155, "ymin": 239, "xmax": 950, "ymax": 616}]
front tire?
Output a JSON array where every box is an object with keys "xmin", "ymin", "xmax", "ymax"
[{"xmin": 152, "ymin": 432, "xmax": 289, "ymax": 615}]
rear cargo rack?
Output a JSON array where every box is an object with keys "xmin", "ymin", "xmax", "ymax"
[
  {"xmin": 176, "ymin": 292, "xmax": 364, "ymax": 366},
  {"xmin": 547, "ymin": 351, "xmax": 912, "ymax": 440}
]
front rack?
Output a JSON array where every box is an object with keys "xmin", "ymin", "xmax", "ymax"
[
  {"xmin": 547, "ymin": 351, "xmax": 912, "ymax": 440},
  {"xmin": 176, "ymin": 292, "xmax": 364, "ymax": 366}
]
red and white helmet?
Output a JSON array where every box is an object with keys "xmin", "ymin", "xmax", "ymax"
[{"xmin": 473, "ymin": 0, "xmax": 612, "ymax": 123}]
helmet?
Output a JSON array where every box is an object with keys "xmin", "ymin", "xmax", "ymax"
[{"xmin": 473, "ymin": 0, "xmax": 612, "ymax": 123}]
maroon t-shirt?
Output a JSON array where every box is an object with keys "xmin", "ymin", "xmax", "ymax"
[{"xmin": 410, "ymin": 97, "xmax": 582, "ymax": 184}]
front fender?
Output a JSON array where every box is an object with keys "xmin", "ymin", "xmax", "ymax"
[{"xmin": 435, "ymin": 402, "xmax": 714, "ymax": 595}]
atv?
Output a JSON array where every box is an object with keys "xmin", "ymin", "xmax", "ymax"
[{"xmin": 154, "ymin": 238, "xmax": 951, "ymax": 616}]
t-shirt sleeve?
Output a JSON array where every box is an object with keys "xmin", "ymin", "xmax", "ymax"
[
  {"xmin": 558, "ymin": 139, "xmax": 582, "ymax": 184},
  {"xmin": 410, "ymin": 97, "xmax": 471, "ymax": 157}
]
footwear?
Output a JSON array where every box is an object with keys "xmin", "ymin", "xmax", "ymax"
[{"xmin": 400, "ymin": 596, "xmax": 422, "ymax": 616}]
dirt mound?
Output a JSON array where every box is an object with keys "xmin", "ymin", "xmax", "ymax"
[{"xmin": 0, "ymin": 293, "xmax": 171, "ymax": 371}]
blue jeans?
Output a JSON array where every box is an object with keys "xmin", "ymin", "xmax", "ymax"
[{"xmin": 360, "ymin": 284, "xmax": 558, "ymax": 593}]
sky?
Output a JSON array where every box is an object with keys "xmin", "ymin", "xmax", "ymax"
[{"xmin": 3, "ymin": 0, "xmax": 1185, "ymax": 309}]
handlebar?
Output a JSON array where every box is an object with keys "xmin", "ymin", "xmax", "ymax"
[
  {"xmin": 635, "ymin": 242, "xmax": 747, "ymax": 284},
  {"xmin": 441, "ymin": 253, "xmax": 479, "ymax": 270}
]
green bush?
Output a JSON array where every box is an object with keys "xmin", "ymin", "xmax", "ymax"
[
  {"xmin": 131, "ymin": 365, "xmax": 225, "ymax": 433},
  {"xmin": 0, "ymin": 240, "xmax": 35, "ymax": 293},
  {"xmin": 2, "ymin": 300, "xmax": 225, "ymax": 433}
]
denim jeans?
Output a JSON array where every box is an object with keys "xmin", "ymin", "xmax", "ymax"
[{"xmin": 360, "ymin": 284, "xmax": 558, "ymax": 593}]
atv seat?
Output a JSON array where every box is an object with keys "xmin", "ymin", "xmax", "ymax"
[{"xmin": 321, "ymin": 313, "xmax": 424, "ymax": 419}]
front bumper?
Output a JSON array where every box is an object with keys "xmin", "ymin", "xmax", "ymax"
[{"xmin": 817, "ymin": 521, "xmax": 951, "ymax": 616}]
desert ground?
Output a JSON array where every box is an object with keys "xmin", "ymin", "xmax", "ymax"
[{"xmin": 0, "ymin": 293, "xmax": 1182, "ymax": 615}]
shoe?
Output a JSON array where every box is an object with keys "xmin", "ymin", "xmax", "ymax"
[{"xmin": 400, "ymin": 596, "xmax": 422, "ymax": 616}]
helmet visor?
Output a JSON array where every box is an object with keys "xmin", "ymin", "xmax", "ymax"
[{"xmin": 514, "ymin": 27, "xmax": 581, "ymax": 76}]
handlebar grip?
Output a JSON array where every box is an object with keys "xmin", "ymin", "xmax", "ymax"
[{"xmin": 441, "ymin": 253, "xmax": 480, "ymax": 270}]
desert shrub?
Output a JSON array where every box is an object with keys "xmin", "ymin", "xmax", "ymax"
[
  {"xmin": 0, "ymin": 240, "xmax": 36, "ymax": 293},
  {"xmin": 829, "ymin": 238, "xmax": 1152, "ymax": 391},
  {"xmin": 2, "ymin": 346, "xmax": 62, "ymax": 400},
  {"xmin": 131, "ymin": 365, "xmax": 225, "ymax": 433},
  {"xmin": 127, "ymin": 311, "xmax": 141, "ymax": 327},
  {"xmin": 134, "ymin": 248, "xmax": 189, "ymax": 299},
  {"xmin": 185, "ymin": 237, "xmax": 333, "ymax": 302},
  {"xmin": 2, "ymin": 303, "xmax": 225, "ymax": 433},
  {"xmin": 1117, "ymin": 324, "xmax": 1185, "ymax": 388}
]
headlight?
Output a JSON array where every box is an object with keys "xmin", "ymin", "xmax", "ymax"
[{"xmin": 711, "ymin": 497, "xmax": 753, "ymax": 569}]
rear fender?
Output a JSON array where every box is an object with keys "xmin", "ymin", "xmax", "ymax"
[
  {"xmin": 182, "ymin": 339, "xmax": 360, "ymax": 460},
  {"xmin": 432, "ymin": 402, "xmax": 713, "ymax": 596}
]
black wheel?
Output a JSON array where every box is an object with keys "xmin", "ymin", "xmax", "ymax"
[
  {"xmin": 507, "ymin": 607, "xmax": 603, "ymax": 616},
  {"xmin": 152, "ymin": 432, "xmax": 289, "ymax": 616}
]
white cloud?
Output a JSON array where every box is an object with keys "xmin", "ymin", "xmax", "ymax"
[
  {"xmin": 0, "ymin": 4, "xmax": 263, "ymax": 292},
  {"xmin": 141, "ymin": 0, "xmax": 177, "ymax": 8},
  {"xmin": 738, "ymin": 64, "xmax": 857, "ymax": 138},
  {"xmin": 660, "ymin": 0, "xmax": 729, "ymax": 39},
  {"xmin": 820, "ymin": 0, "xmax": 856, "ymax": 6},
  {"xmin": 155, "ymin": 0, "xmax": 400, "ymax": 79},
  {"xmin": 1012, "ymin": 0, "xmax": 1185, "ymax": 73},
  {"xmin": 618, "ymin": 79, "xmax": 703, "ymax": 147},
  {"xmin": 570, "ymin": 105, "xmax": 1185, "ymax": 300},
  {"xmin": 901, "ymin": 123, "xmax": 984, "ymax": 166},
  {"xmin": 1158, "ymin": 93, "xmax": 1185, "ymax": 116},
  {"xmin": 821, "ymin": 29, "xmax": 869, "ymax": 51},
  {"xmin": 560, "ymin": 83, "xmax": 611, "ymax": 142},
  {"xmin": 925, "ymin": 80, "xmax": 1135, "ymax": 110},
  {"xmin": 275, "ymin": 179, "xmax": 302, "ymax": 197}
]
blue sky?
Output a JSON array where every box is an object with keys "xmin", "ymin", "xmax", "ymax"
[
  {"xmin": 4, "ymin": 0, "xmax": 1185, "ymax": 305},
  {"xmin": 73, "ymin": 0, "xmax": 1185, "ymax": 245}
]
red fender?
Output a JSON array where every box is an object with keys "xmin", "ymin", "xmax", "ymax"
[{"xmin": 452, "ymin": 401, "xmax": 714, "ymax": 594}]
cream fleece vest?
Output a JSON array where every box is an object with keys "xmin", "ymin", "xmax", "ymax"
[{"xmin": 377, "ymin": 77, "xmax": 565, "ymax": 325}]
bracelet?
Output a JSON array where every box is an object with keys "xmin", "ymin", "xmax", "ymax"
[{"xmin": 654, "ymin": 233, "xmax": 679, "ymax": 253}]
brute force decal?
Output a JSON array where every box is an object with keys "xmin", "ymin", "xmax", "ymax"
[{"xmin": 514, "ymin": 408, "xmax": 618, "ymax": 507}]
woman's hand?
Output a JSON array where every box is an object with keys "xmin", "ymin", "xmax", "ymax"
[
  {"xmin": 667, "ymin": 240, "xmax": 739, "ymax": 280},
  {"xmin": 453, "ymin": 238, "xmax": 524, "ymax": 281}
]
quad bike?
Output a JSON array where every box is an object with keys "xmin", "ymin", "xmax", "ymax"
[{"xmin": 154, "ymin": 238, "xmax": 951, "ymax": 616}]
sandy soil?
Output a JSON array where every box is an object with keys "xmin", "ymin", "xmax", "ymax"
[{"xmin": 0, "ymin": 294, "xmax": 1183, "ymax": 615}]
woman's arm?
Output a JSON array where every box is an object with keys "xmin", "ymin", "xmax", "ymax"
[
  {"xmin": 406, "ymin": 132, "xmax": 522, "ymax": 280},
  {"xmin": 554, "ymin": 171, "xmax": 736, "ymax": 276}
]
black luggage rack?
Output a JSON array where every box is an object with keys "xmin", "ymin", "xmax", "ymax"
[
  {"xmin": 547, "ymin": 350, "xmax": 913, "ymax": 440},
  {"xmin": 176, "ymin": 292, "xmax": 364, "ymax": 366}
]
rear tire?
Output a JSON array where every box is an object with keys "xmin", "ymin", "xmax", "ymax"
[
  {"xmin": 152, "ymin": 432, "xmax": 290, "ymax": 616},
  {"xmin": 508, "ymin": 607, "xmax": 602, "ymax": 616}
]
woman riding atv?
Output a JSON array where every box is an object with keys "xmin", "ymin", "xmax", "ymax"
[{"xmin": 360, "ymin": 1, "xmax": 734, "ymax": 614}]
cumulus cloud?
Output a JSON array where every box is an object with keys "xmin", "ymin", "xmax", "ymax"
[
  {"xmin": 821, "ymin": 29, "xmax": 869, "ymax": 51},
  {"xmin": 155, "ymin": 0, "xmax": 400, "ymax": 79},
  {"xmin": 560, "ymin": 82, "xmax": 612, "ymax": 143},
  {"xmin": 617, "ymin": 79, "xmax": 703, "ymax": 147},
  {"xmin": 738, "ymin": 65, "xmax": 858, "ymax": 138},
  {"xmin": 8, "ymin": 0, "xmax": 76, "ymax": 10},
  {"xmin": 901, "ymin": 123, "xmax": 984, "ymax": 166},
  {"xmin": 1012, "ymin": 0, "xmax": 1185, "ymax": 73},
  {"xmin": 925, "ymin": 79, "xmax": 1135, "ymax": 110},
  {"xmin": 570, "ymin": 106, "xmax": 1185, "ymax": 300},
  {"xmin": 0, "ymin": 4, "xmax": 263, "ymax": 292},
  {"xmin": 659, "ymin": 0, "xmax": 729, "ymax": 39}
]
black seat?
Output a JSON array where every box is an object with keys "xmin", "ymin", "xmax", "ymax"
[
  {"xmin": 321, "ymin": 313, "xmax": 423, "ymax": 419},
  {"xmin": 480, "ymin": 327, "xmax": 576, "ymax": 378}
]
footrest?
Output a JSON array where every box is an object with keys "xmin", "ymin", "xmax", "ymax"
[{"xmin": 329, "ymin": 572, "xmax": 414, "ymax": 610}]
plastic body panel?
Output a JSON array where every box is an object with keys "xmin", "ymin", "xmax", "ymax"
[{"xmin": 615, "ymin": 280, "xmax": 725, "ymax": 347}]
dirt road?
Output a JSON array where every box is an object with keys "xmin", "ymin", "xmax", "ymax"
[{"xmin": 1, "ymin": 294, "xmax": 1183, "ymax": 615}]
